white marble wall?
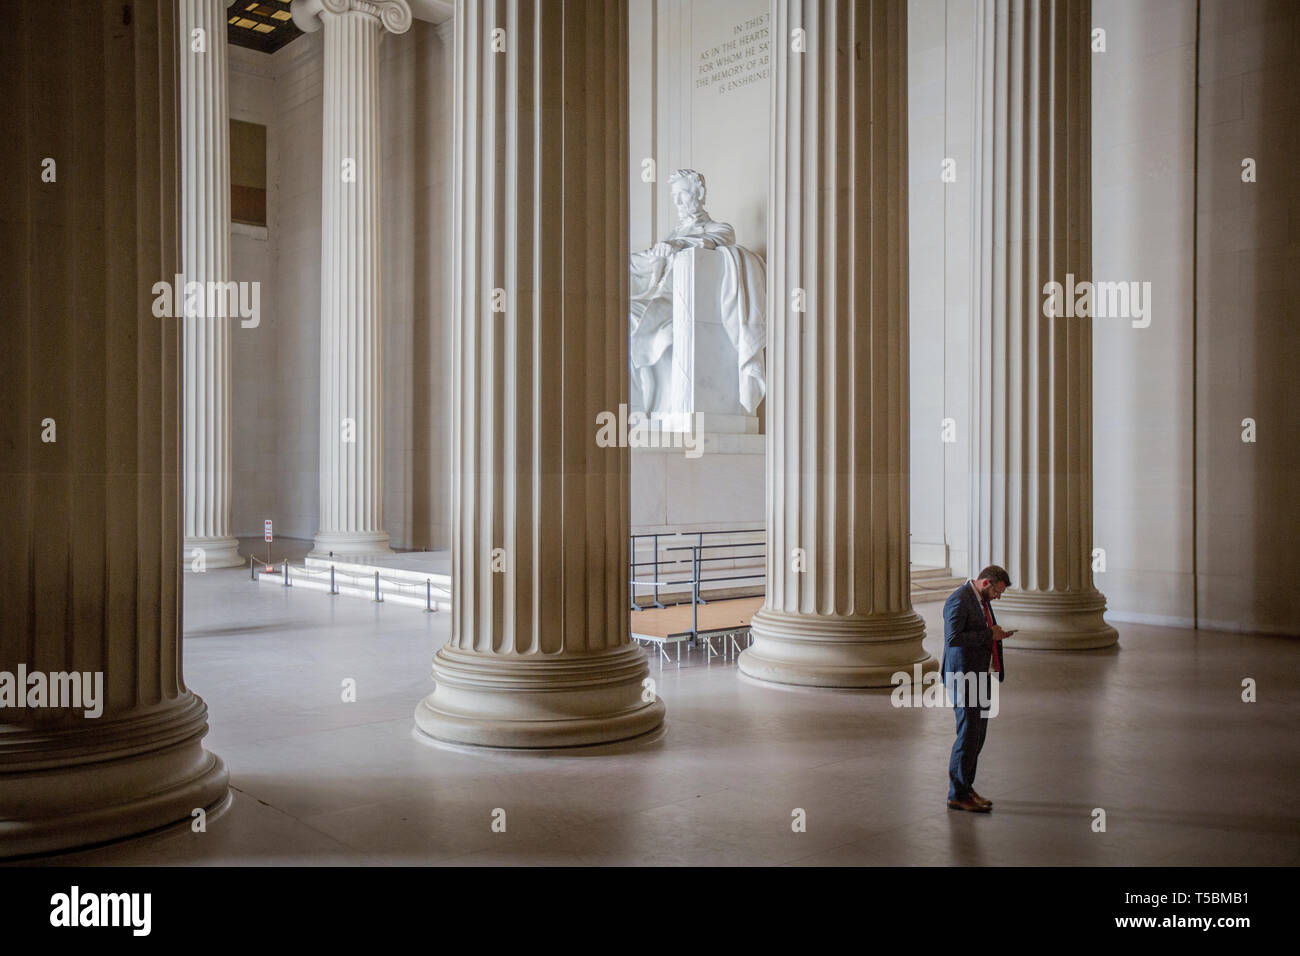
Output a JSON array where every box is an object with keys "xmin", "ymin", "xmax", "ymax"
[
  {"xmin": 632, "ymin": 444, "xmax": 765, "ymax": 534},
  {"xmin": 1093, "ymin": 0, "xmax": 1299, "ymax": 635},
  {"xmin": 1091, "ymin": 0, "xmax": 1197, "ymax": 627},
  {"xmin": 1193, "ymin": 0, "xmax": 1300, "ymax": 634},
  {"xmin": 629, "ymin": 0, "xmax": 657, "ymax": 252},
  {"xmin": 907, "ymin": 0, "xmax": 947, "ymax": 572},
  {"xmin": 907, "ymin": 0, "xmax": 974, "ymax": 576}
]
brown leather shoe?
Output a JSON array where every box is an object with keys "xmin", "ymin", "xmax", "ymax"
[
  {"xmin": 970, "ymin": 790, "xmax": 993, "ymax": 808},
  {"xmin": 946, "ymin": 795, "xmax": 991, "ymax": 813}
]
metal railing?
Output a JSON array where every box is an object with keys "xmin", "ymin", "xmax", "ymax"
[
  {"xmin": 630, "ymin": 528, "xmax": 765, "ymax": 611},
  {"xmin": 248, "ymin": 554, "xmax": 451, "ymax": 613},
  {"xmin": 629, "ymin": 528, "xmax": 766, "ymax": 655}
]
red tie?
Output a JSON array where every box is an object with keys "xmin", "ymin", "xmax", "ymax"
[{"xmin": 982, "ymin": 599, "xmax": 1001, "ymax": 674}]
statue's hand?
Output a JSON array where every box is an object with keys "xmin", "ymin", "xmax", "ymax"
[{"xmin": 651, "ymin": 240, "xmax": 679, "ymax": 258}]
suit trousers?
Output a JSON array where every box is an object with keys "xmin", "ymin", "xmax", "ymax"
[{"xmin": 948, "ymin": 704, "xmax": 989, "ymax": 800}]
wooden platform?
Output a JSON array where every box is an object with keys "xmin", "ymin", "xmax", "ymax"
[{"xmin": 630, "ymin": 595, "xmax": 764, "ymax": 639}]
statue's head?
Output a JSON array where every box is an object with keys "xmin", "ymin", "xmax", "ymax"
[{"xmin": 668, "ymin": 169, "xmax": 707, "ymax": 219}]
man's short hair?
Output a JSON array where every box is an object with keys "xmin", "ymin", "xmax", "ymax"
[{"xmin": 975, "ymin": 565, "xmax": 1011, "ymax": 587}]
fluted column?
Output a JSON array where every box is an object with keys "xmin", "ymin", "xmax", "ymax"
[
  {"xmin": 0, "ymin": 0, "xmax": 228, "ymax": 857},
  {"xmin": 969, "ymin": 0, "xmax": 1117, "ymax": 650},
  {"xmin": 414, "ymin": 0, "xmax": 665, "ymax": 748},
  {"xmin": 180, "ymin": 0, "xmax": 241, "ymax": 568},
  {"xmin": 294, "ymin": 0, "xmax": 411, "ymax": 555},
  {"xmin": 738, "ymin": 0, "xmax": 933, "ymax": 688}
]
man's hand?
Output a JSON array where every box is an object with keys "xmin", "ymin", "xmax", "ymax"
[{"xmin": 991, "ymin": 625, "xmax": 1008, "ymax": 642}]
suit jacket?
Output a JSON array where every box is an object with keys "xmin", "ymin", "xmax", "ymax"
[{"xmin": 941, "ymin": 581, "xmax": 1006, "ymax": 686}]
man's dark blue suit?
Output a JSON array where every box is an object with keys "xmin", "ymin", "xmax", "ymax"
[{"xmin": 942, "ymin": 582, "xmax": 1006, "ymax": 802}]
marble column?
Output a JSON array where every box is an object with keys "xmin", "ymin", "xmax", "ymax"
[
  {"xmin": 180, "ymin": 0, "xmax": 241, "ymax": 569},
  {"xmin": 738, "ymin": 0, "xmax": 934, "ymax": 688},
  {"xmin": 0, "ymin": 0, "xmax": 228, "ymax": 857},
  {"xmin": 294, "ymin": 0, "xmax": 411, "ymax": 556},
  {"xmin": 969, "ymin": 0, "xmax": 1117, "ymax": 650},
  {"xmin": 414, "ymin": 0, "xmax": 665, "ymax": 748}
]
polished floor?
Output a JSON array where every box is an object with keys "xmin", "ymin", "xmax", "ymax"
[{"xmin": 29, "ymin": 553, "xmax": 1300, "ymax": 866}]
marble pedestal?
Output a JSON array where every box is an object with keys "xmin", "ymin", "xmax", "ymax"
[{"xmin": 668, "ymin": 248, "xmax": 760, "ymax": 436}]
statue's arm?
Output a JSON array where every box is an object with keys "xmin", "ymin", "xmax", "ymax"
[
  {"xmin": 642, "ymin": 220, "xmax": 737, "ymax": 258},
  {"xmin": 691, "ymin": 222, "xmax": 736, "ymax": 249},
  {"xmin": 675, "ymin": 235, "xmax": 718, "ymax": 250},
  {"xmin": 661, "ymin": 223, "xmax": 736, "ymax": 252}
]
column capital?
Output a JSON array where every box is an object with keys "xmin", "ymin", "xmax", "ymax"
[{"xmin": 292, "ymin": 0, "xmax": 412, "ymax": 35}]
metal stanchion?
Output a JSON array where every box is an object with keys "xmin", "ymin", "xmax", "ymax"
[
  {"xmin": 283, "ymin": 560, "xmax": 290, "ymax": 587},
  {"xmin": 695, "ymin": 531, "xmax": 709, "ymax": 605},
  {"xmin": 425, "ymin": 578, "xmax": 433, "ymax": 612},
  {"xmin": 330, "ymin": 565, "xmax": 337, "ymax": 595},
  {"xmin": 374, "ymin": 570, "xmax": 382, "ymax": 603},
  {"xmin": 652, "ymin": 532, "xmax": 664, "ymax": 607},
  {"xmin": 250, "ymin": 555, "xmax": 256, "ymax": 581},
  {"xmin": 692, "ymin": 547, "xmax": 700, "ymax": 636}
]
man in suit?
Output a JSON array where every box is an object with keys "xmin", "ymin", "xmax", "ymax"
[{"xmin": 942, "ymin": 565, "xmax": 1012, "ymax": 812}]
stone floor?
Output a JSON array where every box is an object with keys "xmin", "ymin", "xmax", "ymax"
[{"xmin": 27, "ymin": 557, "xmax": 1300, "ymax": 866}]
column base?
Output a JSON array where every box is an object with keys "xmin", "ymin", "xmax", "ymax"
[
  {"xmin": 414, "ymin": 643, "xmax": 666, "ymax": 749},
  {"xmin": 0, "ymin": 695, "xmax": 229, "ymax": 859},
  {"xmin": 311, "ymin": 530, "xmax": 391, "ymax": 558},
  {"xmin": 996, "ymin": 588, "xmax": 1119, "ymax": 650},
  {"xmin": 182, "ymin": 535, "xmax": 243, "ymax": 570},
  {"xmin": 739, "ymin": 607, "xmax": 935, "ymax": 688}
]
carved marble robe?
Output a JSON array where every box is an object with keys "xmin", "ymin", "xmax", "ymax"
[{"xmin": 629, "ymin": 212, "xmax": 767, "ymax": 414}]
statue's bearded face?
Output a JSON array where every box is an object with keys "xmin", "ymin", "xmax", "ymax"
[{"xmin": 671, "ymin": 183, "xmax": 704, "ymax": 220}]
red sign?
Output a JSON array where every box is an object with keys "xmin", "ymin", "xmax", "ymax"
[{"xmin": 264, "ymin": 519, "xmax": 273, "ymax": 543}]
